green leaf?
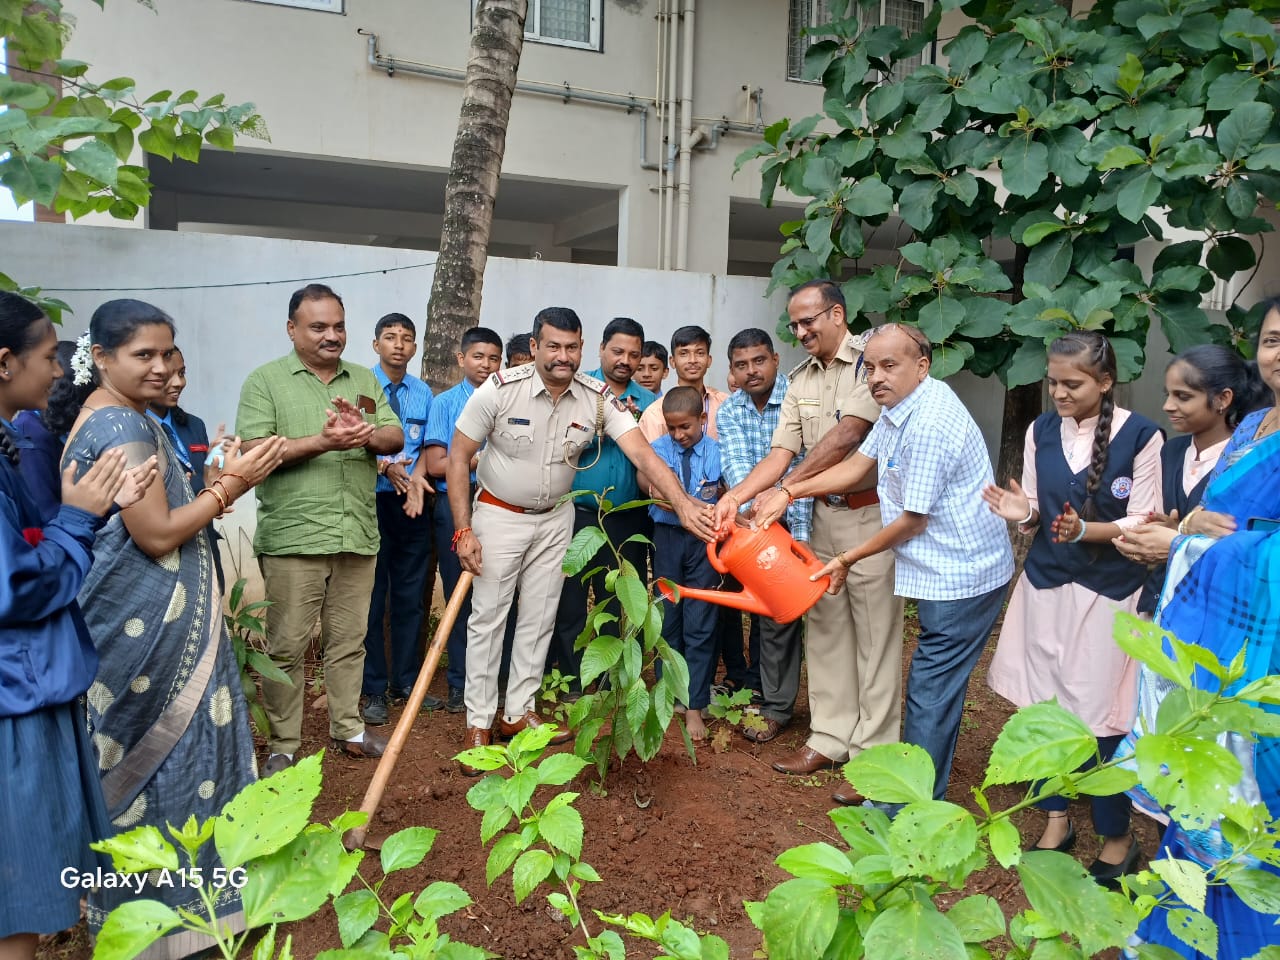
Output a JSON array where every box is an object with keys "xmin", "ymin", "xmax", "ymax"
[
  {"xmin": 864, "ymin": 900, "xmax": 967, "ymax": 960},
  {"xmin": 380, "ymin": 825, "xmax": 437, "ymax": 875},
  {"xmin": 563, "ymin": 525, "xmax": 607, "ymax": 576},
  {"xmin": 538, "ymin": 800, "xmax": 584, "ymax": 859},
  {"xmin": 91, "ymin": 824, "xmax": 180, "ymax": 873},
  {"xmin": 480, "ymin": 806, "xmax": 513, "ymax": 845},
  {"xmin": 92, "ymin": 899, "xmax": 181, "ymax": 960},
  {"xmin": 1113, "ymin": 613, "xmax": 1191, "ymax": 688},
  {"xmin": 1152, "ymin": 858, "xmax": 1208, "ymax": 914},
  {"xmin": 947, "ymin": 895, "xmax": 1006, "ymax": 943},
  {"xmin": 485, "ymin": 832, "xmax": 528, "ymax": 886},
  {"xmin": 1001, "ymin": 139, "xmax": 1049, "ymax": 197},
  {"xmin": 1218, "ymin": 103, "xmax": 1274, "ymax": 161},
  {"xmin": 987, "ymin": 817, "xmax": 1022, "ymax": 869},
  {"xmin": 1206, "ymin": 236, "xmax": 1257, "ymax": 279},
  {"xmin": 1237, "ymin": 674, "xmax": 1280, "ymax": 705},
  {"xmin": 1022, "ymin": 221, "xmax": 1067, "ymax": 247},
  {"xmin": 334, "ymin": 889, "xmax": 379, "ymax": 947},
  {"xmin": 917, "ymin": 295, "xmax": 965, "ymax": 342},
  {"xmin": 1227, "ymin": 866, "xmax": 1280, "ymax": 915},
  {"xmin": 845, "ymin": 743, "xmax": 936, "ymax": 804},
  {"xmin": 1025, "ymin": 233, "xmax": 1073, "ymax": 288},
  {"xmin": 536, "ymin": 752, "xmax": 587, "ymax": 786},
  {"xmin": 580, "ymin": 634, "xmax": 623, "ymax": 687},
  {"xmin": 1098, "ymin": 145, "xmax": 1147, "ymax": 171},
  {"xmin": 828, "ymin": 805, "xmax": 892, "ymax": 860},
  {"xmin": 775, "ymin": 842, "xmax": 855, "ymax": 885},
  {"xmin": 413, "ymin": 880, "xmax": 472, "ymax": 922},
  {"xmin": 502, "ymin": 766, "xmax": 540, "ymax": 815},
  {"xmin": 898, "ymin": 179, "xmax": 943, "ymax": 231},
  {"xmin": 1164, "ymin": 908, "xmax": 1218, "ymax": 959},
  {"xmin": 1117, "ymin": 170, "xmax": 1161, "ymax": 223},
  {"xmin": 243, "ymin": 827, "xmax": 355, "ymax": 927},
  {"xmin": 846, "ymin": 176, "xmax": 895, "ymax": 217},
  {"xmin": 930, "ymin": 341, "xmax": 974, "ymax": 379},
  {"xmin": 624, "ymin": 677, "xmax": 649, "ymax": 739},
  {"xmin": 889, "ymin": 800, "xmax": 979, "ymax": 875},
  {"xmin": 1135, "ymin": 734, "xmax": 1241, "ymax": 831},
  {"xmin": 245, "ymin": 649, "xmax": 293, "ymax": 685},
  {"xmin": 0, "ymin": 154, "xmax": 62, "ymax": 206},
  {"xmin": 942, "ymin": 171, "xmax": 979, "ymax": 206},
  {"xmin": 957, "ymin": 297, "xmax": 1010, "ymax": 339},
  {"xmin": 615, "ymin": 570, "xmax": 648, "ymax": 628},
  {"xmin": 820, "ymin": 911, "xmax": 864, "ymax": 960},
  {"xmin": 760, "ymin": 877, "xmax": 840, "ymax": 960},
  {"xmin": 802, "ymin": 156, "xmax": 842, "ymax": 197},
  {"xmin": 215, "ymin": 752, "xmax": 321, "ymax": 868},
  {"xmin": 1019, "ymin": 852, "xmax": 1138, "ymax": 954},
  {"xmin": 511, "ymin": 848, "xmax": 554, "ymax": 904},
  {"xmin": 65, "ymin": 139, "xmax": 119, "ymax": 186},
  {"xmin": 984, "ymin": 702, "xmax": 1097, "ymax": 788},
  {"xmin": 138, "ymin": 121, "xmax": 178, "ymax": 161}
]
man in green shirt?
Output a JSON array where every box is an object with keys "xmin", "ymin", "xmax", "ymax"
[{"xmin": 237, "ymin": 284, "xmax": 404, "ymax": 776}]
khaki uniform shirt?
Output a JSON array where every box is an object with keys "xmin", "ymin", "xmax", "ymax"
[
  {"xmin": 772, "ymin": 332, "xmax": 879, "ymax": 472},
  {"xmin": 455, "ymin": 365, "xmax": 639, "ymax": 510}
]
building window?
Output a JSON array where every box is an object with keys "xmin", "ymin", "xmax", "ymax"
[
  {"xmin": 787, "ymin": 0, "xmax": 928, "ymax": 83},
  {"xmin": 473, "ymin": 0, "xmax": 602, "ymax": 51},
  {"xmin": 238, "ymin": 0, "xmax": 344, "ymax": 12}
]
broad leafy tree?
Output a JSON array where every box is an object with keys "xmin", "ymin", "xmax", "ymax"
[
  {"xmin": 739, "ymin": 0, "xmax": 1280, "ymax": 477},
  {"xmin": 0, "ymin": 0, "xmax": 265, "ymax": 314},
  {"xmin": 421, "ymin": 0, "xmax": 528, "ymax": 389}
]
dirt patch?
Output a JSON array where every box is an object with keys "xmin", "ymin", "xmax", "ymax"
[{"xmin": 39, "ymin": 620, "xmax": 1162, "ymax": 959}]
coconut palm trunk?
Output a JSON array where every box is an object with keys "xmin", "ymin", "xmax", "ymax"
[{"xmin": 422, "ymin": 0, "xmax": 528, "ymax": 388}]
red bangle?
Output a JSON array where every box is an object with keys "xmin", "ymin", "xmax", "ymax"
[{"xmin": 451, "ymin": 527, "xmax": 472, "ymax": 552}]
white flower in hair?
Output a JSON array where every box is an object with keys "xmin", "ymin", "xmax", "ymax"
[{"xmin": 71, "ymin": 330, "xmax": 94, "ymax": 386}]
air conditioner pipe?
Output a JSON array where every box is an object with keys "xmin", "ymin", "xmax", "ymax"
[{"xmin": 674, "ymin": 0, "xmax": 696, "ymax": 271}]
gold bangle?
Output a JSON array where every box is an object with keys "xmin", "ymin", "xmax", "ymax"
[
  {"xmin": 837, "ymin": 550, "xmax": 854, "ymax": 569},
  {"xmin": 198, "ymin": 486, "xmax": 226, "ymax": 517},
  {"xmin": 1178, "ymin": 506, "xmax": 1202, "ymax": 536}
]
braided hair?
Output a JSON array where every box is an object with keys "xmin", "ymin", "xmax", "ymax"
[
  {"xmin": 1048, "ymin": 331, "xmax": 1117, "ymax": 522},
  {"xmin": 0, "ymin": 291, "xmax": 50, "ymax": 465}
]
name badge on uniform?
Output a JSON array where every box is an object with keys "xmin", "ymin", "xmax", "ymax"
[
  {"xmin": 798, "ymin": 398, "xmax": 821, "ymax": 406},
  {"xmin": 507, "ymin": 417, "xmax": 531, "ymax": 426}
]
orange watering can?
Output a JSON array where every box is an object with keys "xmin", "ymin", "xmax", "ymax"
[{"xmin": 656, "ymin": 523, "xmax": 830, "ymax": 623}]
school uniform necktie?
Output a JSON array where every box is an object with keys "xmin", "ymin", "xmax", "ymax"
[
  {"xmin": 680, "ymin": 447, "xmax": 693, "ymax": 491},
  {"xmin": 386, "ymin": 383, "xmax": 402, "ymax": 419}
]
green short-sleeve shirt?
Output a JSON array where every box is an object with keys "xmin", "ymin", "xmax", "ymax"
[{"xmin": 236, "ymin": 352, "xmax": 401, "ymax": 557}]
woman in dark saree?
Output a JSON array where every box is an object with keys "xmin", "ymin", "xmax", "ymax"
[{"xmin": 63, "ymin": 300, "xmax": 285, "ymax": 958}]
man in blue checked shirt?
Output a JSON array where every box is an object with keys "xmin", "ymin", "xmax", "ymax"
[
  {"xmin": 547, "ymin": 317, "xmax": 656, "ymax": 698},
  {"xmin": 716, "ymin": 329, "xmax": 813, "ymax": 744},
  {"xmin": 762, "ymin": 324, "xmax": 1014, "ymax": 802},
  {"xmin": 362, "ymin": 313, "xmax": 439, "ymax": 725}
]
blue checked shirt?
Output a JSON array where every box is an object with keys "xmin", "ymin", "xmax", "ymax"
[
  {"xmin": 373, "ymin": 365, "xmax": 433, "ymax": 494},
  {"xmin": 423, "ymin": 378, "xmax": 476, "ymax": 492},
  {"xmin": 571, "ymin": 369, "xmax": 656, "ymax": 505},
  {"xmin": 859, "ymin": 376, "xmax": 1013, "ymax": 601},
  {"xmin": 649, "ymin": 432, "xmax": 721, "ymax": 526},
  {"xmin": 715, "ymin": 375, "xmax": 813, "ymax": 542}
]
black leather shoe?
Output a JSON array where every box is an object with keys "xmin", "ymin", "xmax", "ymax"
[
  {"xmin": 361, "ymin": 693, "xmax": 389, "ymax": 725},
  {"xmin": 446, "ymin": 686, "xmax": 465, "ymax": 714},
  {"xmin": 1028, "ymin": 819, "xmax": 1076, "ymax": 853},
  {"xmin": 1088, "ymin": 836, "xmax": 1141, "ymax": 888}
]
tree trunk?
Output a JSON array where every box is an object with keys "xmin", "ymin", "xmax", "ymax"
[
  {"xmin": 421, "ymin": 0, "xmax": 528, "ymax": 389},
  {"xmin": 996, "ymin": 244, "xmax": 1041, "ymax": 486}
]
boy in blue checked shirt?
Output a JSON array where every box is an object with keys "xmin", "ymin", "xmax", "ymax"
[
  {"xmin": 424, "ymin": 327, "xmax": 515, "ymax": 713},
  {"xmin": 363, "ymin": 313, "xmax": 438, "ymax": 725},
  {"xmin": 636, "ymin": 386, "xmax": 722, "ymax": 743}
]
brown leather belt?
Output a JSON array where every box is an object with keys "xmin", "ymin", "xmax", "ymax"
[
  {"xmin": 823, "ymin": 488, "xmax": 879, "ymax": 510},
  {"xmin": 477, "ymin": 488, "xmax": 557, "ymax": 515}
]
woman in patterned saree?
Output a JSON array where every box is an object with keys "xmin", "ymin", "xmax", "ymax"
[
  {"xmin": 1119, "ymin": 300, "xmax": 1280, "ymax": 960},
  {"xmin": 64, "ymin": 299, "xmax": 285, "ymax": 958}
]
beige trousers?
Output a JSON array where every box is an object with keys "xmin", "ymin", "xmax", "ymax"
[
  {"xmin": 466, "ymin": 500, "xmax": 575, "ymax": 729},
  {"xmin": 804, "ymin": 501, "xmax": 904, "ymax": 761},
  {"xmin": 259, "ymin": 552, "xmax": 376, "ymax": 754}
]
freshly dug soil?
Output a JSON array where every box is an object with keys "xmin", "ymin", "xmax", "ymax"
[{"xmin": 37, "ymin": 622, "xmax": 1162, "ymax": 960}]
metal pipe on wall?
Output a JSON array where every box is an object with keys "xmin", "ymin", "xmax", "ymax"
[
  {"xmin": 674, "ymin": 0, "xmax": 696, "ymax": 271},
  {"xmin": 661, "ymin": 1, "xmax": 680, "ymax": 270},
  {"xmin": 652, "ymin": 0, "xmax": 668, "ymax": 265}
]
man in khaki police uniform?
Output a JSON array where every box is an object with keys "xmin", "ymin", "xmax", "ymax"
[
  {"xmin": 447, "ymin": 307, "xmax": 716, "ymax": 772},
  {"xmin": 714, "ymin": 280, "xmax": 902, "ymax": 804}
]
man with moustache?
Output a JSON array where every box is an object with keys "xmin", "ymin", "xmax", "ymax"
[
  {"xmin": 766, "ymin": 324, "xmax": 1013, "ymax": 802},
  {"xmin": 237, "ymin": 284, "xmax": 404, "ymax": 775},
  {"xmin": 714, "ymin": 280, "xmax": 901, "ymax": 806},
  {"xmin": 447, "ymin": 307, "xmax": 714, "ymax": 773},
  {"xmin": 546, "ymin": 317, "xmax": 656, "ymax": 697},
  {"xmin": 715, "ymin": 328, "xmax": 813, "ymax": 741}
]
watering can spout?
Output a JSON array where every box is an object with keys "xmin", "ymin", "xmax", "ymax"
[{"xmin": 656, "ymin": 579, "xmax": 772, "ymax": 617}]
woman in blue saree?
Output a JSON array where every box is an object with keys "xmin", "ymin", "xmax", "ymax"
[
  {"xmin": 63, "ymin": 300, "xmax": 285, "ymax": 959},
  {"xmin": 1120, "ymin": 301, "xmax": 1280, "ymax": 959}
]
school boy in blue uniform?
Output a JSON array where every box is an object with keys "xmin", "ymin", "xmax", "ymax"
[
  {"xmin": 362, "ymin": 313, "xmax": 438, "ymax": 724},
  {"xmin": 637, "ymin": 386, "xmax": 722, "ymax": 743}
]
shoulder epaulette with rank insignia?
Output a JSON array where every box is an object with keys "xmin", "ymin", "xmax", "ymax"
[
  {"xmin": 572, "ymin": 370, "xmax": 610, "ymax": 395},
  {"xmin": 788, "ymin": 357, "xmax": 812, "ymax": 378},
  {"xmin": 492, "ymin": 364, "xmax": 535, "ymax": 387}
]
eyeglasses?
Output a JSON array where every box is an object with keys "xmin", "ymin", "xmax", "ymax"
[{"xmin": 787, "ymin": 303, "xmax": 835, "ymax": 336}]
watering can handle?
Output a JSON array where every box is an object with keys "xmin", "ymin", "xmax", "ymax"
[
  {"xmin": 791, "ymin": 539, "xmax": 821, "ymax": 568},
  {"xmin": 706, "ymin": 536, "xmax": 729, "ymax": 574}
]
